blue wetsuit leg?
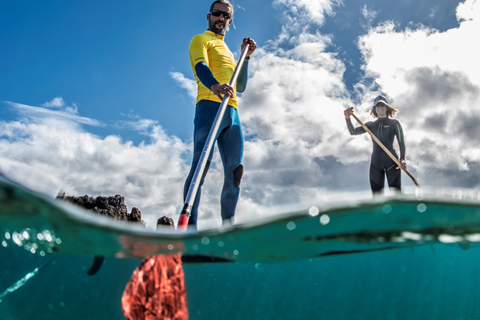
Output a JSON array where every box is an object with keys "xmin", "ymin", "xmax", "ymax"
[
  {"xmin": 183, "ymin": 100, "xmax": 243, "ymax": 227},
  {"xmin": 217, "ymin": 106, "xmax": 243, "ymax": 222},
  {"xmin": 183, "ymin": 100, "xmax": 216, "ymax": 228}
]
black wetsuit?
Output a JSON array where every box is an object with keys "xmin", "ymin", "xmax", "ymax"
[{"xmin": 346, "ymin": 117, "xmax": 405, "ymax": 193}]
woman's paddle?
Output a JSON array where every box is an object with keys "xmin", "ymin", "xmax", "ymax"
[
  {"xmin": 177, "ymin": 44, "xmax": 250, "ymax": 230},
  {"xmin": 350, "ymin": 113, "xmax": 420, "ymax": 188}
]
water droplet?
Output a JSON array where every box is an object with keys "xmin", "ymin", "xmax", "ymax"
[
  {"xmin": 382, "ymin": 205, "xmax": 392, "ymax": 213},
  {"xmin": 201, "ymin": 237, "xmax": 210, "ymax": 245},
  {"xmin": 286, "ymin": 222, "xmax": 296, "ymax": 230},
  {"xmin": 45, "ymin": 233, "xmax": 53, "ymax": 242},
  {"xmin": 466, "ymin": 234, "xmax": 480, "ymax": 242},
  {"xmin": 192, "ymin": 245, "xmax": 199, "ymax": 251},
  {"xmin": 217, "ymin": 241, "xmax": 224, "ymax": 247},
  {"xmin": 415, "ymin": 189, "xmax": 425, "ymax": 200},
  {"xmin": 233, "ymin": 250, "xmax": 239, "ymax": 255},
  {"xmin": 319, "ymin": 214, "xmax": 330, "ymax": 225},
  {"xmin": 308, "ymin": 206, "xmax": 319, "ymax": 216},
  {"xmin": 401, "ymin": 232, "xmax": 421, "ymax": 241},
  {"xmin": 12, "ymin": 232, "xmax": 23, "ymax": 246},
  {"xmin": 439, "ymin": 234, "xmax": 461, "ymax": 243},
  {"xmin": 417, "ymin": 203, "xmax": 427, "ymax": 212}
]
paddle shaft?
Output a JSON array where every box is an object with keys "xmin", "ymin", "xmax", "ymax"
[
  {"xmin": 178, "ymin": 44, "xmax": 250, "ymax": 229},
  {"xmin": 350, "ymin": 113, "xmax": 420, "ymax": 188}
]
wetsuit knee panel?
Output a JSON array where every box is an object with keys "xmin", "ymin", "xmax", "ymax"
[{"xmin": 233, "ymin": 164, "xmax": 244, "ymax": 187}]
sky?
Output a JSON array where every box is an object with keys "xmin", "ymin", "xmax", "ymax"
[{"xmin": 1, "ymin": 0, "xmax": 479, "ymax": 229}]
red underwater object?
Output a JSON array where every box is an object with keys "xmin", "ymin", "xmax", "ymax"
[{"xmin": 122, "ymin": 254, "xmax": 188, "ymax": 320}]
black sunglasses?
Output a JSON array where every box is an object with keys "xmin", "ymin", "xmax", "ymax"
[{"xmin": 209, "ymin": 9, "xmax": 231, "ymax": 19}]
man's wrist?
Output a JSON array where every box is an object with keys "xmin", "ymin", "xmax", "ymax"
[{"xmin": 244, "ymin": 56, "xmax": 250, "ymax": 61}]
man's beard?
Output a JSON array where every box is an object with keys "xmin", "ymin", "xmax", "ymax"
[{"xmin": 209, "ymin": 18, "xmax": 226, "ymax": 35}]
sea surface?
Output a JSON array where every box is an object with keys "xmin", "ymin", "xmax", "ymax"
[
  {"xmin": 1, "ymin": 241, "xmax": 479, "ymax": 319},
  {"xmin": 2, "ymin": 177, "xmax": 480, "ymax": 319}
]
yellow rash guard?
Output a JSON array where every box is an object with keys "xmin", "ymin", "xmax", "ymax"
[{"xmin": 189, "ymin": 30, "xmax": 238, "ymax": 108}]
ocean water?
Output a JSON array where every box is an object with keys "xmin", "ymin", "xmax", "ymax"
[
  {"xmin": 1, "ymin": 242, "xmax": 479, "ymax": 320},
  {"xmin": 3, "ymin": 177, "xmax": 480, "ymax": 319}
]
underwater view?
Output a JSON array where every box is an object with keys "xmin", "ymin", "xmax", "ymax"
[
  {"xmin": 1, "ymin": 242, "xmax": 480, "ymax": 319},
  {"xmin": 3, "ymin": 175, "xmax": 480, "ymax": 319}
]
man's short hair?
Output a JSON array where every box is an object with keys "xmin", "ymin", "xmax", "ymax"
[{"xmin": 209, "ymin": 0, "xmax": 234, "ymax": 17}]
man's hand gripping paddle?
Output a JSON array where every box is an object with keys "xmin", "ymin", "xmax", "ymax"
[
  {"xmin": 350, "ymin": 113, "xmax": 420, "ymax": 188},
  {"xmin": 177, "ymin": 43, "xmax": 251, "ymax": 230}
]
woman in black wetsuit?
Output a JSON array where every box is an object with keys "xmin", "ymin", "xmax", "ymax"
[{"xmin": 344, "ymin": 95, "xmax": 407, "ymax": 194}]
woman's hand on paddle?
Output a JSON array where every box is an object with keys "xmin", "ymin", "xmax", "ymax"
[
  {"xmin": 241, "ymin": 38, "xmax": 257, "ymax": 57},
  {"xmin": 397, "ymin": 159, "xmax": 407, "ymax": 170},
  {"xmin": 211, "ymin": 83, "xmax": 233, "ymax": 100},
  {"xmin": 344, "ymin": 107, "xmax": 354, "ymax": 118}
]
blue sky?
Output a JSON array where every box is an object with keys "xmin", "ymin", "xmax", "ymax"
[{"xmin": 1, "ymin": 0, "xmax": 479, "ymax": 229}]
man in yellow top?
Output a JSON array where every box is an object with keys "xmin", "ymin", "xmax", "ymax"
[{"xmin": 183, "ymin": 0, "xmax": 257, "ymax": 229}]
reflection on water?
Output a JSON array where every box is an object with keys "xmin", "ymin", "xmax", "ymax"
[
  {"xmin": 0, "ymin": 255, "xmax": 56, "ymax": 303},
  {"xmin": 2, "ymin": 228, "xmax": 61, "ymax": 256}
]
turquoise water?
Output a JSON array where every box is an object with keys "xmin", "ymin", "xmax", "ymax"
[{"xmin": 1, "ymin": 243, "xmax": 479, "ymax": 319}]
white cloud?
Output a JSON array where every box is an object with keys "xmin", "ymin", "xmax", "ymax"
[
  {"xmin": 115, "ymin": 119, "xmax": 159, "ymax": 136},
  {"xmin": 357, "ymin": 0, "xmax": 480, "ymax": 186},
  {"xmin": 273, "ymin": 0, "xmax": 339, "ymax": 27},
  {"xmin": 169, "ymin": 71, "xmax": 197, "ymax": 101},
  {"xmin": 41, "ymin": 96, "xmax": 79, "ymax": 115},
  {"xmin": 0, "ymin": 107, "xmax": 193, "ymax": 228},
  {"xmin": 41, "ymin": 97, "xmax": 66, "ymax": 109},
  {"xmin": 0, "ymin": 100, "xmax": 255, "ymax": 229},
  {"xmin": 457, "ymin": 0, "xmax": 479, "ymax": 22},
  {"xmin": 361, "ymin": 4, "xmax": 377, "ymax": 22},
  {"xmin": 6, "ymin": 101, "xmax": 101, "ymax": 127},
  {"xmin": 271, "ymin": 0, "xmax": 340, "ymax": 46},
  {"xmin": 230, "ymin": 5, "xmax": 359, "ymax": 209}
]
